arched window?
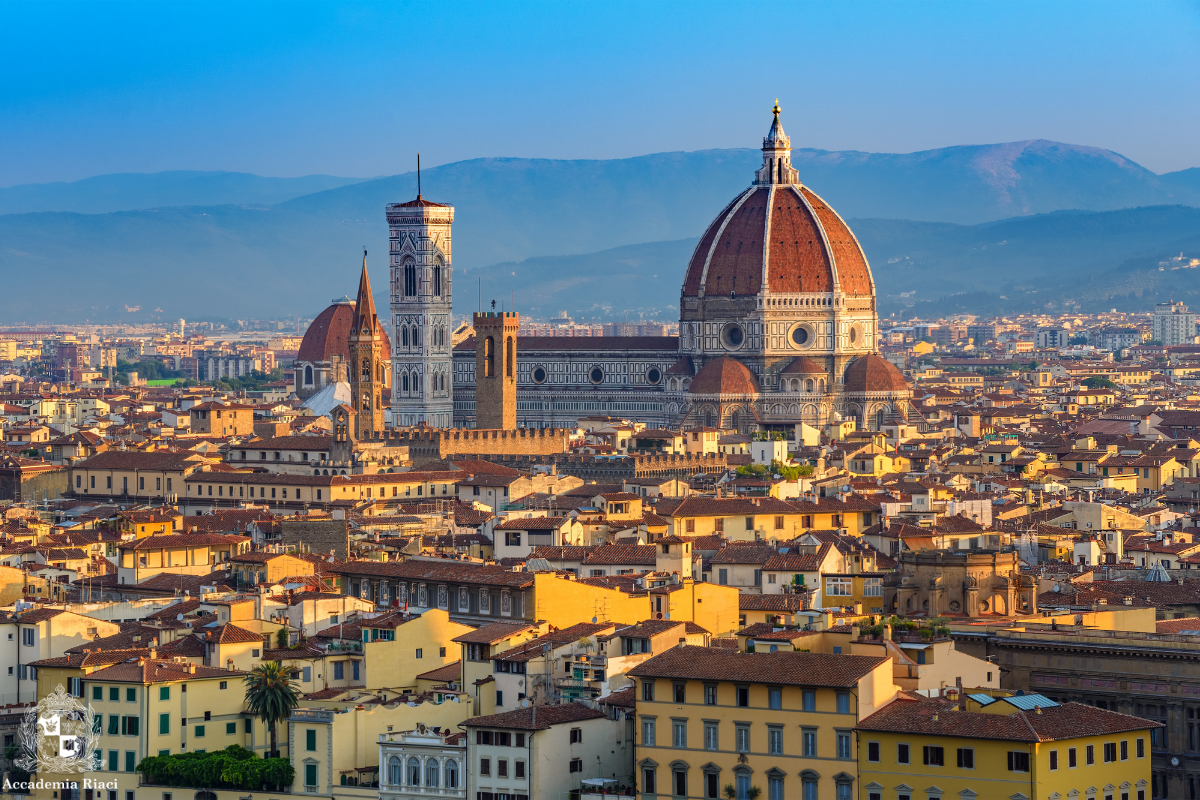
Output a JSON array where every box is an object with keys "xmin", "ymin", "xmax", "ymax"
[
  {"xmin": 805, "ymin": 378, "xmax": 814, "ymax": 392},
  {"xmin": 413, "ymin": 374, "xmax": 420, "ymax": 394},
  {"xmin": 362, "ymin": 393, "xmax": 371, "ymax": 411},
  {"xmin": 402, "ymin": 326, "xmax": 409, "ymax": 347},
  {"xmin": 362, "ymin": 358, "xmax": 371, "ymax": 381},
  {"xmin": 407, "ymin": 757, "xmax": 421, "ymax": 786},
  {"xmin": 484, "ymin": 336, "xmax": 495, "ymax": 378},
  {"xmin": 404, "ymin": 260, "xmax": 417, "ymax": 296},
  {"xmin": 506, "ymin": 337, "xmax": 514, "ymax": 378},
  {"xmin": 304, "ymin": 365, "xmax": 313, "ymax": 385},
  {"xmin": 402, "ymin": 374, "xmax": 409, "ymax": 392},
  {"xmin": 411, "ymin": 325, "xmax": 419, "ymax": 348},
  {"xmin": 876, "ymin": 408, "xmax": 886, "ymax": 430},
  {"xmin": 444, "ymin": 760, "xmax": 459, "ymax": 789},
  {"xmin": 432, "ymin": 264, "xmax": 442, "ymax": 297},
  {"xmin": 425, "ymin": 759, "xmax": 440, "ymax": 788},
  {"xmin": 389, "ymin": 757, "xmax": 402, "ymax": 786}
]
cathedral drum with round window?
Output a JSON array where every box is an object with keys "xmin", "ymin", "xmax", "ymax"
[
  {"xmin": 589, "ymin": 366, "xmax": 605, "ymax": 385},
  {"xmin": 721, "ymin": 323, "xmax": 746, "ymax": 351},
  {"xmin": 789, "ymin": 323, "xmax": 813, "ymax": 350},
  {"xmin": 531, "ymin": 365, "xmax": 548, "ymax": 385},
  {"xmin": 646, "ymin": 366, "xmax": 662, "ymax": 385}
]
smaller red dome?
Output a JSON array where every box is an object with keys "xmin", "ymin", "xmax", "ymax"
[
  {"xmin": 298, "ymin": 298, "xmax": 392, "ymax": 364},
  {"xmin": 780, "ymin": 357, "xmax": 827, "ymax": 375},
  {"xmin": 689, "ymin": 357, "xmax": 760, "ymax": 395},
  {"xmin": 843, "ymin": 355, "xmax": 908, "ymax": 393}
]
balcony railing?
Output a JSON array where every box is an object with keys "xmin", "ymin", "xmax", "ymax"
[{"xmin": 290, "ymin": 709, "xmax": 334, "ymax": 723}]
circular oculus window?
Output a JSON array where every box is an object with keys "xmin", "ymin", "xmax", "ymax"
[
  {"xmin": 721, "ymin": 323, "xmax": 746, "ymax": 350},
  {"xmin": 789, "ymin": 324, "xmax": 813, "ymax": 349},
  {"xmin": 531, "ymin": 366, "xmax": 547, "ymax": 384},
  {"xmin": 646, "ymin": 367, "xmax": 662, "ymax": 385},
  {"xmin": 589, "ymin": 366, "xmax": 605, "ymax": 384}
]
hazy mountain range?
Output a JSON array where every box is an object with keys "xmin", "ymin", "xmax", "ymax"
[{"xmin": 1, "ymin": 140, "xmax": 1198, "ymax": 323}]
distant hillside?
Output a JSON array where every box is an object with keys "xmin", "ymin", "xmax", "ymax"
[
  {"xmin": 0, "ymin": 171, "xmax": 366, "ymax": 215},
  {"xmin": 2, "ymin": 140, "xmax": 1199, "ymax": 322}
]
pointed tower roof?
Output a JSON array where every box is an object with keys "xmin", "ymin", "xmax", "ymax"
[
  {"xmin": 351, "ymin": 250, "xmax": 379, "ymax": 338},
  {"xmin": 764, "ymin": 99, "xmax": 789, "ymax": 148}
]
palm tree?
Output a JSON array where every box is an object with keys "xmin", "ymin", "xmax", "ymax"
[{"xmin": 244, "ymin": 661, "xmax": 300, "ymax": 759}]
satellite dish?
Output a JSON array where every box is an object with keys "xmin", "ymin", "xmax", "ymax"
[
  {"xmin": 520, "ymin": 699, "xmax": 531, "ymax": 708},
  {"xmin": 664, "ymin": 612, "xmax": 670, "ymax": 620},
  {"xmin": 177, "ymin": 613, "xmax": 184, "ymax": 621},
  {"xmin": 1053, "ymin": 584, "xmax": 1061, "ymax": 593},
  {"xmin": 592, "ymin": 616, "xmax": 597, "ymax": 623}
]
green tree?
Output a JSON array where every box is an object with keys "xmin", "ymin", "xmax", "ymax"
[
  {"xmin": 244, "ymin": 661, "xmax": 300, "ymax": 758},
  {"xmin": 1083, "ymin": 376, "xmax": 1117, "ymax": 390}
]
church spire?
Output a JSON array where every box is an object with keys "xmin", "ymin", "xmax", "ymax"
[
  {"xmin": 754, "ymin": 100, "xmax": 800, "ymax": 186},
  {"xmin": 352, "ymin": 249, "xmax": 379, "ymax": 336}
]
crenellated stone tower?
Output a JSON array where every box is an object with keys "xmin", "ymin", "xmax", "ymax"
[
  {"xmin": 387, "ymin": 187, "xmax": 455, "ymax": 428},
  {"xmin": 472, "ymin": 312, "xmax": 518, "ymax": 429},
  {"xmin": 348, "ymin": 253, "xmax": 386, "ymax": 439}
]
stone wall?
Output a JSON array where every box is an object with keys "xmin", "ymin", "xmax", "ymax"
[{"xmin": 282, "ymin": 518, "xmax": 350, "ymax": 560}]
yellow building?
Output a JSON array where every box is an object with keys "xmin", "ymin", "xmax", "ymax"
[
  {"xmin": 629, "ymin": 645, "xmax": 896, "ymax": 800},
  {"xmin": 361, "ymin": 608, "xmax": 474, "ymax": 691},
  {"xmin": 857, "ymin": 691, "xmax": 1158, "ymax": 799},
  {"xmin": 451, "ymin": 621, "xmax": 543, "ymax": 716},
  {"xmin": 33, "ymin": 656, "xmax": 257, "ymax": 800}
]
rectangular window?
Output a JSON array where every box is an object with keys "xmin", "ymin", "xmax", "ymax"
[
  {"xmin": 159, "ymin": 687, "xmax": 169, "ymax": 701},
  {"xmin": 110, "ymin": 687, "xmax": 119, "ymax": 701},
  {"xmin": 498, "ymin": 759, "xmax": 508, "ymax": 778},
  {"xmin": 643, "ymin": 768, "xmax": 655, "ymax": 795},
  {"xmin": 108, "ymin": 716, "xmax": 119, "ymax": 735},
  {"xmin": 1103, "ymin": 742, "xmax": 1117, "ymax": 763},
  {"xmin": 159, "ymin": 714, "xmax": 169, "ymax": 735},
  {"xmin": 836, "ymin": 732, "xmax": 851, "ymax": 759},
  {"xmin": 735, "ymin": 726, "xmax": 749, "ymax": 753},
  {"xmin": 306, "ymin": 729, "xmax": 317, "ymax": 751},
  {"xmin": 125, "ymin": 751, "xmax": 135, "ymax": 772},
  {"xmin": 479, "ymin": 758, "xmax": 490, "ymax": 776},
  {"xmin": 122, "ymin": 716, "xmax": 139, "ymax": 736},
  {"xmin": 867, "ymin": 741, "xmax": 880, "ymax": 762},
  {"xmin": 1086, "ymin": 744, "xmax": 1095, "ymax": 765},
  {"xmin": 706, "ymin": 773, "xmax": 718, "ymax": 800},
  {"xmin": 195, "ymin": 725, "xmax": 205, "ymax": 738},
  {"xmin": 802, "ymin": 690, "xmax": 816, "ymax": 712},
  {"xmin": 704, "ymin": 723, "xmax": 718, "ymax": 751},
  {"xmin": 515, "ymin": 761, "xmax": 525, "ymax": 778},
  {"xmin": 569, "ymin": 759, "xmax": 582, "ymax": 774},
  {"xmin": 642, "ymin": 681, "xmax": 655, "ymax": 701},
  {"xmin": 226, "ymin": 722, "xmax": 236, "ymax": 734},
  {"xmin": 956, "ymin": 748, "xmax": 974, "ymax": 769},
  {"xmin": 107, "ymin": 750, "xmax": 118, "ymax": 771},
  {"xmin": 802, "ymin": 729, "xmax": 816, "ymax": 757},
  {"xmin": 736, "ymin": 686, "xmax": 749, "ymax": 707},
  {"xmin": 672, "ymin": 722, "xmax": 686, "ymax": 748},
  {"xmin": 642, "ymin": 719, "xmax": 655, "ymax": 746},
  {"xmin": 126, "ymin": 688, "xmax": 136, "ymax": 702},
  {"xmin": 1049, "ymin": 749, "xmax": 1058, "ymax": 770},
  {"xmin": 673, "ymin": 683, "xmax": 686, "ymax": 703},
  {"xmin": 922, "ymin": 745, "xmax": 944, "ymax": 766},
  {"xmin": 334, "ymin": 662, "xmax": 344, "ymax": 680},
  {"xmin": 898, "ymin": 743, "xmax": 910, "ymax": 764},
  {"xmin": 305, "ymin": 764, "xmax": 318, "ymax": 788},
  {"xmin": 704, "ymin": 685, "xmax": 717, "ymax": 705},
  {"xmin": 836, "ymin": 692, "xmax": 850, "ymax": 714},
  {"xmin": 1069, "ymin": 747, "xmax": 1077, "ymax": 767},
  {"xmin": 768, "ymin": 687, "xmax": 782, "ymax": 710},
  {"xmin": 1137, "ymin": 738, "xmax": 1145, "ymax": 758},
  {"xmin": 768, "ymin": 727, "xmax": 782, "ymax": 755},
  {"xmin": 93, "ymin": 686, "xmax": 103, "ymax": 701},
  {"xmin": 1008, "ymin": 751, "xmax": 1030, "ymax": 772},
  {"xmin": 1121, "ymin": 740, "xmax": 1129, "ymax": 761}
]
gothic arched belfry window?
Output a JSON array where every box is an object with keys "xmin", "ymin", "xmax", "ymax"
[
  {"xmin": 404, "ymin": 259, "xmax": 417, "ymax": 296},
  {"xmin": 362, "ymin": 358, "xmax": 371, "ymax": 380},
  {"xmin": 432, "ymin": 264, "xmax": 442, "ymax": 297}
]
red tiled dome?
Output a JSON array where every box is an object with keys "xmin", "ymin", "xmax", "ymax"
[
  {"xmin": 688, "ymin": 357, "xmax": 760, "ymax": 395},
  {"xmin": 681, "ymin": 106, "xmax": 873, "ymax": 300},
  {"xmin": 681, "ymin": 184, "xmax": 874, "ymax": 299},
  {"xmin": 298, "ymin": 299, "xmax": 392, "ymax": 363},
  {"xmin": 843, "ymin": 355, "xmax": 909, "ymax": 393},
  {"xmin": 780, "ymin": 356, "xmax": 827, "ymax": 375}
]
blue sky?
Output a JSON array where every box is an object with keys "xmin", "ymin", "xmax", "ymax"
[{"xmin": 2, "ymin": 0, "xmax": 1198, "ymax": 186}]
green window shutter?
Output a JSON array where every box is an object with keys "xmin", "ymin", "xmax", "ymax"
[
  {"xmin": 93, "ymin": 714, "xmax": 102, "ymax": 734},
  {"xmin": 92, "ymin": 686, "xmax": 103, "ymax": 701},
  {"xmin": 306, "ymin": 729, "xmax": 317, "ymax": 751},
  {"xmin": 126, "ymin": 716, "xmax": 139, "ymax": 736},
  {"xmin": 108, "ymin": 716, "xmax": 119, "ymax": 735},
  {"xmin": 124, "ymin": 751, "xmax": 135, "ymax": 772},
  {"xmin": 226, "ymin": 722, "xmax": 236, "ymax": 734},
  {"xmin": 107, "ymin": 750, "xmax": 118, "ymax": 771},
  {"xmin": 305, "ymin": 764, "xmax": 318, "ymax": 787},
  {"xmin": 159, "ymin": 714, "xmax": 170, "ymax": 734},
  {"xmin": 195, "ymin": 725, "xmax": 205, "ymax": 738},
  {"xmin": 159, "ymin": 687, "xmax": 170, "ymax": 701}
]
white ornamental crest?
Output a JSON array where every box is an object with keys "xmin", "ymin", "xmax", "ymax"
[{"xmin": 16, "ymin": 685, "xmax": 99, "ymax": 773}]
